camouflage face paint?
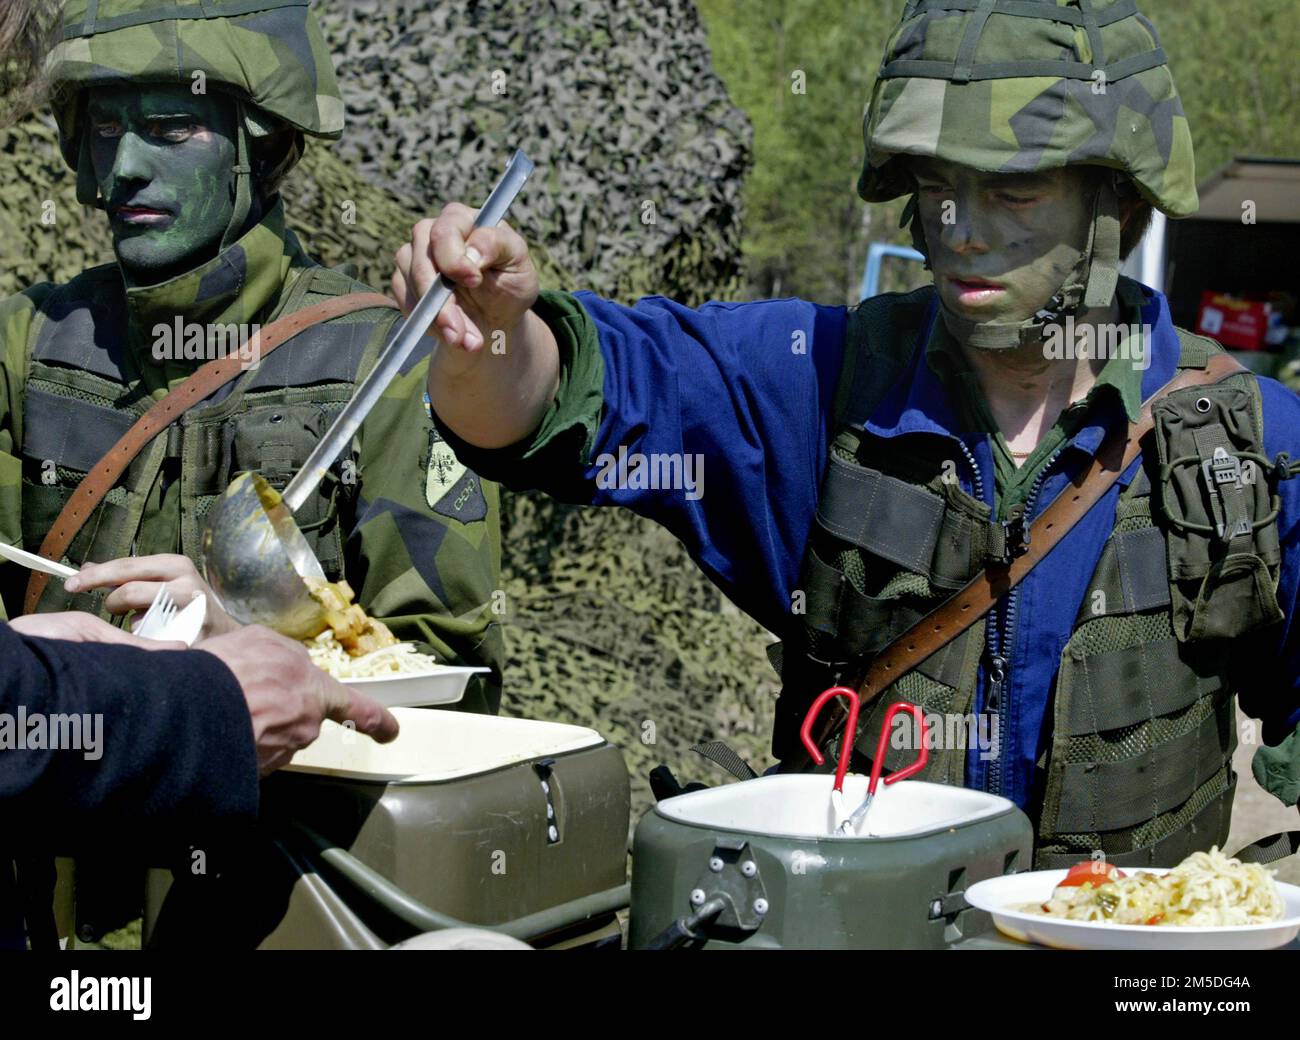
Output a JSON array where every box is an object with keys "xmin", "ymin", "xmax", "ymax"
[
  {"xmin": 912, "ymin": 158, "xmax": 1097, "ymax": 330},
  {"xmin": 87, "ymin": 85, "xmax": 240, "ymax": 285}
]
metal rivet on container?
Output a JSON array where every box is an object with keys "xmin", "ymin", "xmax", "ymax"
[
  {"xmin": 1195, "ymin": 397, "xmax": 1212, "ymax": 413},
  {"xmin": 708, "ymin": 856, "xmax": 724, "ymax": 872},
  {"xmin": 546, "ymin": 804, "xmax": 554, "ymax": 820},
  {"xmin": 690, "ymin": 888, "xmax": 706, "ymax": 906},
  {"xmin": 540, "ymin": 780, "xmax": 549, "ymax": 794},
  {"xmin": 547, "ymin": 825, "xmax": 559, "ymax": 842},
  {"xmin": 753, "ymin": 898, "xmax": 769, "ymax": 916},
  {"xmin": 930, "ymin": 898, "xmax": 943, "ymax": 917},
  {"xmin": 741, "ymin": 860, "xmax": 757, "ymax": 877}
]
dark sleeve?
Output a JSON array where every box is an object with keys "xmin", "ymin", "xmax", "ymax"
[
  {"xmin": 435, "ymin": 289, "xmax": 850, "ymax": 633},
  {"xmin": 0, "ymin": 624, "xmax": 259, "ymax": 850}
]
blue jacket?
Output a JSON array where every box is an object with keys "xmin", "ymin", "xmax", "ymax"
[{"xmin": 447, "ymin": 283, "xmax": 1300, "ymax": 810}]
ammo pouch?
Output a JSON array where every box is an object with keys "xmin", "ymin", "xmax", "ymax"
[
  {"xmin": 1153, "ymin": 379, "xmax": 1287, "ymax": 641},
  {"xmin": 218, "ymin": 400, "xmax": 351, "ymax": 577}
]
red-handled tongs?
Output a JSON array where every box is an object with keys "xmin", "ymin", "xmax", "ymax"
[{"xmin": 800, "ymin": 688, "xmax": 928, "ymax": 836}]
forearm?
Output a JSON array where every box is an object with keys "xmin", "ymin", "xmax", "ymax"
[
  {"xmin": 436, "ymin": 291, "xmax": 851, "ymax": 630},
  {"xmin": 0, "ymin": 628, "xmax": 259, "ymax": 845},
  {"xmin": 428, "ymin": 308, "xmax": 561, "ymax": 450}
]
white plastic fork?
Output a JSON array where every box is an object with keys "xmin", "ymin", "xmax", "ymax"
[
  {"xmin": 154, "ymin": 593, "xmax": 206, "ymax": 647},
  {"xmin": 134, "ymin": 586, "xmax": 178, "ymax": 641}
]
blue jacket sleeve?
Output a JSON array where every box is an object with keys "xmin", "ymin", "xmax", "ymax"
[
  {"xmin": 440, "ymin": 292, "xmax": 849, "ymax": 634},
  {"xmin": 0, "ymin": 626, "xmax": 259, "ymax": 848},
  {"xmin": 1235, "ymin": 377, "xmax": 1300, "ymax": 806}
]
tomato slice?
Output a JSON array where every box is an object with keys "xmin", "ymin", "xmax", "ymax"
[{"xmin": 1056, "ymin": 860, "xmax": 1127, "ymax": 888}]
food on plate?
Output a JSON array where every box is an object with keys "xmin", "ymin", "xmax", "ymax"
[
  {"xmin": 303, "ymin": 576, "xmax": 399, "ymax": 656},
  {"xmin": 1021, "ymin": 847, "xmax": 1284, "ymax": 927},
  {"xmin": 304, "ymin": 628, "xmax": 439, "ymax": 679},
  {"xmin": 300, "ymin": 577, "xmax": 438, "ymax": 678}
]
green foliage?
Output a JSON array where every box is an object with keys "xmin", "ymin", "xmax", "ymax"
[
  {"xmin": 695, "ymin": 0, "xmax": 903, "ymax": 303},
  {"xmin": 1147, "ymin": 0, "xmax": 1300, "ymax": 178}
]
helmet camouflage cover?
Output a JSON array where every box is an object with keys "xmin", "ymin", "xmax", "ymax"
[
  {"xmin": 45, "ymin": 0, "xmax": 344, "ymax": 173},
  {"xmin": 859, "ymin": 0, "xmax": 1197, "ymax": 218}
]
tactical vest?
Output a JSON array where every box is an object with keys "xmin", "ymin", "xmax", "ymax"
[
  {"xmin": 17, "ymin": 262, "xmax": 396, "ymax": 617},
  {"xmin": 775, "ymin": 286, "xmax": 1286, "ymax": 869}
]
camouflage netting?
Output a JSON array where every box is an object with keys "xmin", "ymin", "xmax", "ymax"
[
  {"xmin": 0, "ymin": 0, "xmax": 770, "ymax": 821},
  {"xmin": 312, "ymin": 0, "xmax": 751, "ymax": 307}
]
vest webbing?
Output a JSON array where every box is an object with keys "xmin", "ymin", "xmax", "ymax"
[
  {"xmin": 800, "ymin": 350, "xmax": 1246, "ymax": 765},
  {"xmin": 22, "ymin": 290, "xmax": 398, "ymax": 613}
]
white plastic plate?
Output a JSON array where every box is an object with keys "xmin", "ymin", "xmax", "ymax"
[
  {"xmin": 964, "ymin": 868, "xmax": 1300, "ymax": 950},
  {"xmin": 341, "ymin": 665, "xmax": 489, "ymax": 708}
]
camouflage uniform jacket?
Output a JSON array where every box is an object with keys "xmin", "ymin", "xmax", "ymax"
[{"xmin": 0, "ymin": 199, "xmax": 504, "ymax": 712}]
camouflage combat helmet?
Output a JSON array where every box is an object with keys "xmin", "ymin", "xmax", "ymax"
[
  {"xmin": 859, "ymin": 0, "xmax": 1198, "ymax": 349},
  {"xmin": 45, "ymin": 0, "xmax": 344, "ymax": 247}
]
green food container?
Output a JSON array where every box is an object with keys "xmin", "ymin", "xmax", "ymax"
[
  {"xmin": 144, "ymin": 709, "xmax": 631, "ymax": 949},
  {"xmin": 629, "ymin": 776, "xmax": 1033, "ymax": 949}
]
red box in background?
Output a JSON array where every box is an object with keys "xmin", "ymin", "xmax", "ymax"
[{"xmin": 1195, "ymin": 291, "xmax": 1272, "ymax": 351}]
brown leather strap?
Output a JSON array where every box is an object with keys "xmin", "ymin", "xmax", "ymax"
[
  {"xmin": 801, "ymin": 352, "xmax": 1247, "ymax": 764},
  {"xmin": 23, "ymin": 291, "xmax": 398, "ymax": 614}
]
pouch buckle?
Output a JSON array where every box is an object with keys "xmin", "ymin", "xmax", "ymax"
[
  {"xmin": 1203, "ymin": 446, "xmax": 1243, "ymax": 490},
  {"xmin": 1158, "ymin": 450, "xmax": 1280, "ymax": 540},
  {"xmin": 1200, "ymin": 447, "xmax": 1252, "ymax": 539}
]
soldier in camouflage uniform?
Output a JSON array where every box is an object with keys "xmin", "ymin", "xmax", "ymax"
[
  {"xmin": 399, "ymin": 0, "xmax": 1300, "ymax": 865},
  {"xmin": 0, "ymin": 0, "xmax": 504, "ymax": 714}
]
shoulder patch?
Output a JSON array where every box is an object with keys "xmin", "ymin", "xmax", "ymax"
[
  {"xmin": 421, "ymin": 393, "xmax": 485, "ymax": 521},
  {"xmin": 424, "ymin": 425, "xmax": 486, "ymax": 521}
]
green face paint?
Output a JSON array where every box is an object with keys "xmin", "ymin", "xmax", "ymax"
[
  {"xmin": 87, "ymin": 85, "xmax": 241, "ymax": 285},
  {"xmin": 911, "ymin": 158, "xmax": 1096, "ymax": 329}
]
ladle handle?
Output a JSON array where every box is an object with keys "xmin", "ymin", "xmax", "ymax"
[{"xmin": 281, "ymin": 149, "xmax": 536, "ymax": 513}]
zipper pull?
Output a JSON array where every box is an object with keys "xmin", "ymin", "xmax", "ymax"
[{"xmin": 985, "ymin": 654, "xmax": 1007, "ymax": 714}]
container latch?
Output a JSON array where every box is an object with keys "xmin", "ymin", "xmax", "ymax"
[{"xmin": 533, "ymin": 759, "xmax": 560, "ymax": 844}]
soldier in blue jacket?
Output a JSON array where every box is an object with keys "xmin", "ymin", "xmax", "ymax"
[{"xmin": 394, "ymin": 2, "xmax": 1300, "ymax": 866}]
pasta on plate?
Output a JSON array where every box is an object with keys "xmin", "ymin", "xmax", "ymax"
[
  {"xmin": 304, "ymin": 629, "xmax": 439, "ymax": 679},
  {"xmin": 1021, "ymin": 847, "xmax": 1284, "ymax": 927}
]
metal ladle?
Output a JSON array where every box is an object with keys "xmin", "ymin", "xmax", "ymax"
[{"xmin": 201, "ymin": 150, "xmax": 535, "ymax": 638}]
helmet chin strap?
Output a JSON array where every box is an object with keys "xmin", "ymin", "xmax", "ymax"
[
  {"xmin": 76, "ymin": 122, "xmax": 102, "ymax": 208},
  {"xmin": 220, "ymin": 99, "xmax": 255, "ymax": 252},
  {"xmin": 905, "ymin": 173, "xmax": 1122, "ymax": 351}
]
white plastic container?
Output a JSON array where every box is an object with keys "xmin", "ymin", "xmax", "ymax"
[
  {"xmin": 286, "ymin": 706, "xmax": 605, "ymax": 783},
  {"xmin": 656, "ymin": 774, "xmax": 1015, "ymax": 839}
]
